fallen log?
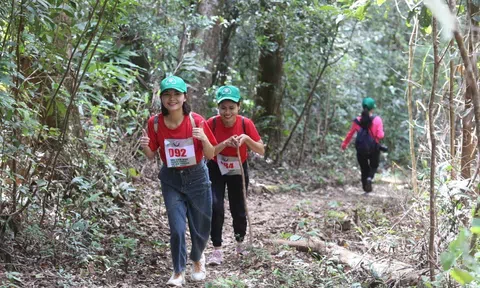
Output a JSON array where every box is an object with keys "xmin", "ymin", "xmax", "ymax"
[{"xmin": 269, "ymin": 239, "xmax": 423, "ymax": 285}]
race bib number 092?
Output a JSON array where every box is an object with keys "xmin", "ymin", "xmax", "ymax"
[
  {"xmin": 164, "ymin": 138, "xmax": 196, "ymax": 168},
  {"xmin": 168, "ymin": 148, "xmax": 187, "ymax": 158}
]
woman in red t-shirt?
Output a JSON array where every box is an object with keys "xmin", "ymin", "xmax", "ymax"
[
  {"xmin": 139, "ymin": 76, "xmax": 217, "ymax": 287},
  {"xmin": 205, "ymin": 85, "xmax": 264, "ymax": 266}
]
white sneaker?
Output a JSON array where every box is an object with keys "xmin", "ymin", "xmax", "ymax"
[
  {"xmin": 207, "ymin": 249, "xmax": 223, "ymax": 266},
  {"xmin": 166, "ymin": 272, "xmax": 185, "ymax": 287},
  {"xmin": 236, "ymin": 242, "xmax": 249, "ymax": 255},
  {"xmin": 191, "ymin": 254, "xmax": 206, "ymax": 281}
]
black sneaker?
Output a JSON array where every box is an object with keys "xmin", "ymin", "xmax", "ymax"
[{"xmin": 365, "ymin": 177, "xmax": 372, "ymax": 193}]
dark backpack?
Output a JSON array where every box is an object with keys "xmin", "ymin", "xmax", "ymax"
[{"xmin": 354, "ymin": 116, "xmax": 377, "ymax": 154}]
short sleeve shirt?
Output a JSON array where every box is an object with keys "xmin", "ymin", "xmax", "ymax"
[
  {"xmin": 147, "ymin": 112, "xmax": 217, "ymax": 168},
  {"xmin": 206, "ymin": 115, "xmax": 261, "ymax": 163}
]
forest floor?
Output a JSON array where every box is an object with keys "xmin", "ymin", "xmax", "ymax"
[{"xmin": 1, "ymin": 159, "xmax": 426, "ymax": 288}]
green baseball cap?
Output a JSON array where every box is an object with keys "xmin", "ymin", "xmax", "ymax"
[
  {"xmin": 216, "ymin": 85, "xmax": 241, "ymax": 103},
  {"xmin": 160, "ymin": 76, "xmax": 187, "ymax": 93},
  {"xmin": 362, "ymin": 97, "xmax": 376, "ymax": 110}
]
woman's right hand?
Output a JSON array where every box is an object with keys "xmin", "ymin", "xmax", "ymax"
[{"xmin": 140, "ymin": 129, "xmax": 150, "ymax": 149}]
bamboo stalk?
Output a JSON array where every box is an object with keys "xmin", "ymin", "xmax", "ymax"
[
  {"xmin": 449, "ymin": 54, "xmax": 455, "ymax": 179},
  {"xmin": 0, "ymin": 0, "xmax": 16, "ymax": 60},
  {"xmin": 407, "ymin": 16, "xmax": 418, "ymax": 194}
]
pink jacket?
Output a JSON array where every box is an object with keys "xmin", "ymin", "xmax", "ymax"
[{"xmin": 341, "ymin": 116, "xmax": 384, "ymax": 150}]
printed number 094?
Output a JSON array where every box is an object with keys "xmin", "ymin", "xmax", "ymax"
[{"xmin": 222, "ymin": 162, "xmax": 234, "ymax": 169}]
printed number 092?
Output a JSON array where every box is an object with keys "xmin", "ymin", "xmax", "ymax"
[{"xmin": 169, "ymin": 148, "xmax": 187, "ymax": 157}]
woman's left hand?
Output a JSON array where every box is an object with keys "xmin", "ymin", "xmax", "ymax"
[
  {"xmin": 236, "ymin": 134, "xmax": 251, "ymax": 147},
  {"xmin": 193, "ymin": 121, "xmax": 208, "ymax": 142}
]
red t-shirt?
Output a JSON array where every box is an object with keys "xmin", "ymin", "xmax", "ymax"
[
  {"xmin": 207, "ymin": 115, "xmax": 261, "ymax": 163},
  {"xmin": 147, "ymin": 112, "xmax": 217, "ymax": 168}
]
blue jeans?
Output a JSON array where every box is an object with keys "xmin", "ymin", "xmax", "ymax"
[{"xmin": 159, "ymin": 162, "xmax": 212, "ymax": 274}]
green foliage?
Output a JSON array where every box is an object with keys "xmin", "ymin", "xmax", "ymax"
[
  {"xmin": 271, "ymin": 267, "xmax": 317, "ymax": 287},
  {"xmin": 1, "ymin": 0, "xmax": 473, "ymax": 286},
  {"xmin": 327, "ymin": 210, "xmax": 348, "ymax": 220},
  {"xmin": 239, "ymin": 0, "xmax": 412, "ymax": 165},
  {"xmin": 435, "ymin": 227, "xmax": 480, "ymax": 286},
  {"xmin": 205, "ymin": 276, "xmax": 247, "ymax": 288},
  {"xmin": 0, "ymin": 0, "xmax": 155, "ymax": 280},
  {"xmin": 471, "ymin": 218, "xmax": 480, "ymax": 234},
  {"xmin": 112, "ymin": 234, "xmax": 138, "ymax": 271}
]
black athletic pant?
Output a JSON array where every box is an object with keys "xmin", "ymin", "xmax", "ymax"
[
  {"xmin": 356, "ymin": 150, "xmax": 380, "ymax": 188},
  {"xmin": 207, "ymin": 160, "xmax": 249, "ymax": 247}
]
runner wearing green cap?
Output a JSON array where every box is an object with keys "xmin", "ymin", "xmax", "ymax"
[
  {"xmin": 341, "ymin": 97, "xmax": 385, "ymax": 193},
  {"xmin": 206, "ymin": 85, "xmax": 264, "ymax": 266},
  {"xmin": 139, "ymin": 75, "xmax": 217, "ymax": 287}
]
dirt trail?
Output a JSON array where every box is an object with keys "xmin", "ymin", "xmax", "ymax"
[
  {"xmin": 116, "ymin": 173, "xmax": 414, "ymax": 288},
  {"xmin": 5, "ymin": 166, "xmax": 414, "ymax": 288}
]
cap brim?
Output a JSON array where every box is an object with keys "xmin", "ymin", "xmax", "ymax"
[
  {"xmin": 217, "ymin": 96, "xmax": 240, "ymax": 103},
  {"xmin": 161, "ymin": 87, "xmax": 186, "ymax": 93}
]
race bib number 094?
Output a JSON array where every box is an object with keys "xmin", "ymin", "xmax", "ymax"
[{"xmin": 218, "ymin": 154, "xmax": 241, "ymax": 175}]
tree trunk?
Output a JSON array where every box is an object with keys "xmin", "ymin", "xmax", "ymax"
[
  {"xmin": 460, "ymin": 1, "xmax": 479, "ymax": 179},
  {"xmin": 428, "ymin": 17, "xmax": 439, "ymax": 282},
  {"xmin": 320, "ymin": 103, "xmax": 336, "ymax": 154},
  {"xmin": 189, "ymin": 0, "xmax": 224, "ymax": 116},
  {"xmin": 316, "ymin": 105, "xmax": 322, "ymax": 139},
  {"xmin": 269, "ymin": 239, "xmax": 421, "ymax": 286},
  {"xmin": 453, "ymin": 8, "xmax": 480, "ymax": 257},
  {"xmin": 466, "ymin": 0, "xmax": 480, "ymax": 256},
  {"xmin": 255, "ymin": 2, "xmax": 284, "ymax": 159},
  {"xmin": 298, "ymin": 99, "xmax": 313, "ymax": 167},
  {"xmin": 461, "ymin": 108, "xmax": 475, "ymax": 179}
]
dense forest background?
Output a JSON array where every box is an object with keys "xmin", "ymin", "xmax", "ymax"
[{"xmin": 1, "ymin": 0, "xmax": 480, "ymax": 287}]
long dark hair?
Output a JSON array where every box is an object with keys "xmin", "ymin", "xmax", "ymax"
[
  {"xmin": 359, "ymin": 107, "xmax": 372, "ymax": 128},
  {"xmin": 160, "ymin": 92, "xmax": 192, "ymax": 116}
]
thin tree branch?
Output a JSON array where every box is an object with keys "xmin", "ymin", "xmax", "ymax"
[
  {"xmin": 43, "ymin": 0, "xmax": 101, "ymax": 119},
  {"xmin": 174, "ymin": 22, "xmax": 188, "ymax": 75},
  {"xmin": 328, "ymin": 22, "xmax": 358, "ymax": 66},
  {"xmin": 71, "ymin": 0, "xmax": 109, "ymax": 94},
  {"xmin": 438, "ymin": 41, "xmax": 453, "ymax": 63}
]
